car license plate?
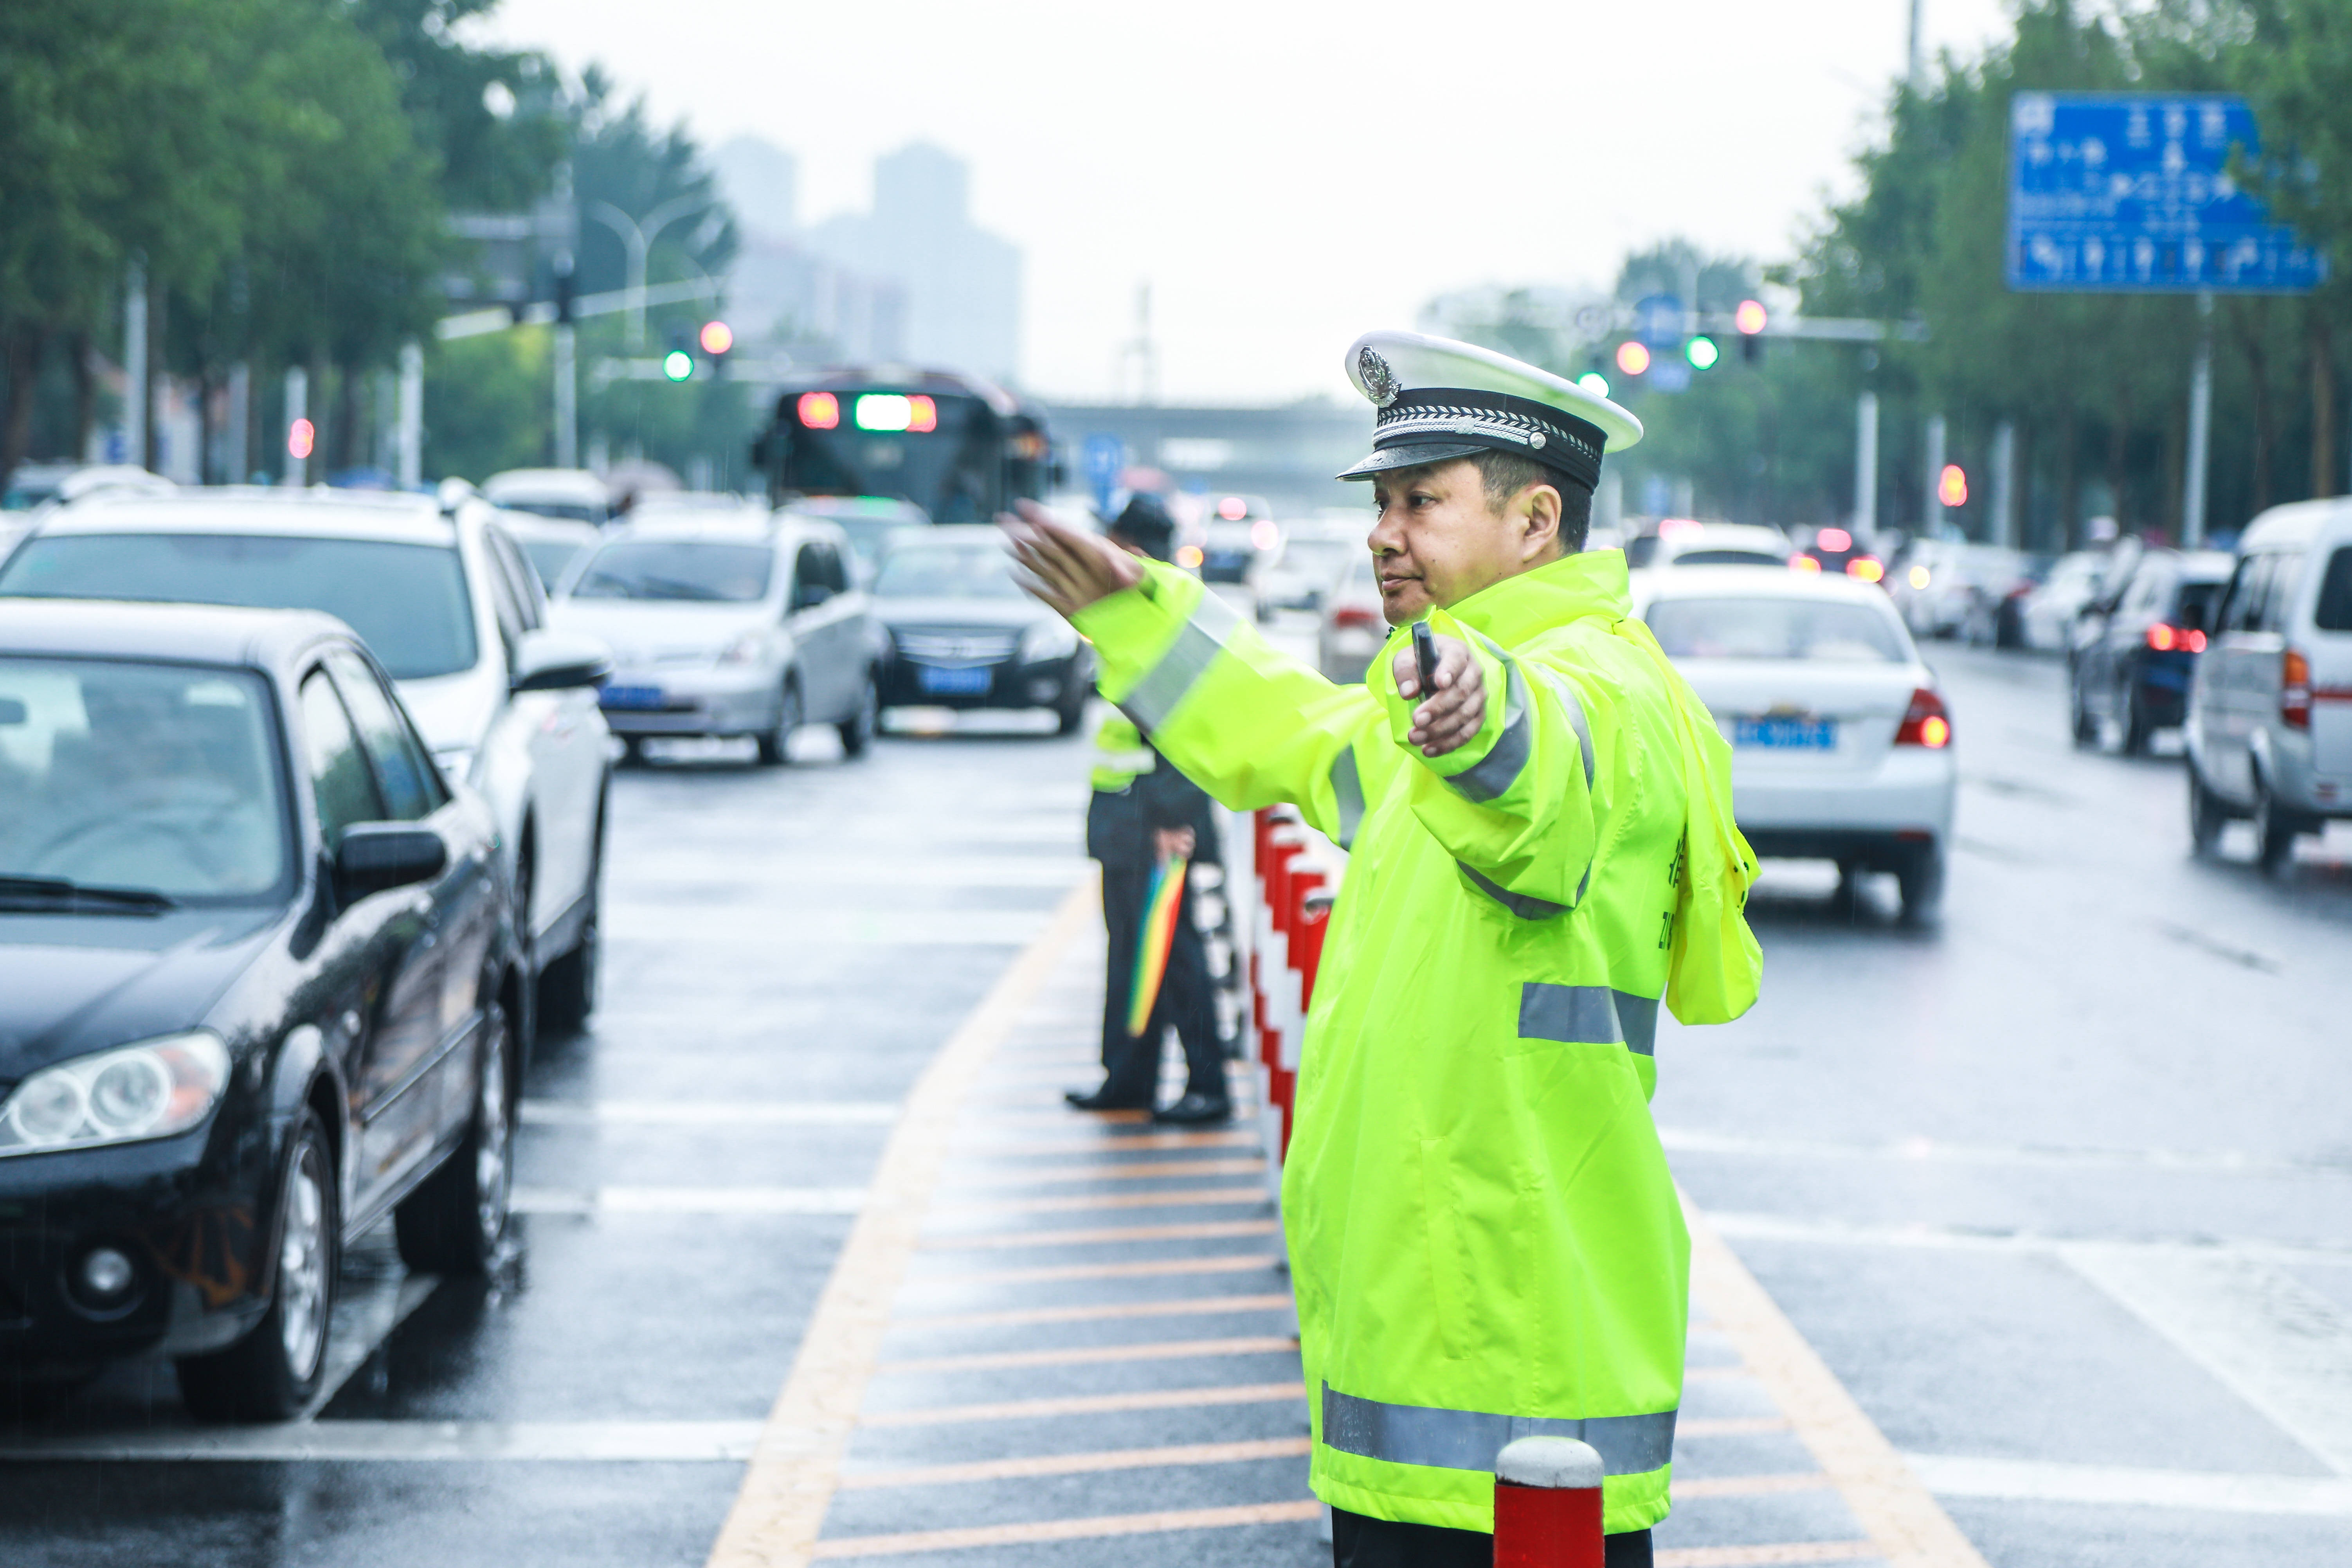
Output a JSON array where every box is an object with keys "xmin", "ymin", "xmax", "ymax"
[
  {"xmin": 599, "ymin": 684, "xmax": 666, "ymax": 711},
  {"xmin": 917, "ymin": 664, "xmax": 993, "ymax": 695},
  {"xmin": 1734, "ymin": 717, "xmax": 1837, "ymax": 750}
]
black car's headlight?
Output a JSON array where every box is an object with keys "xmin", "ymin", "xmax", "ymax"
[
  {"xmin": 1019, "ymin": 621, "xmax": 1080, "ymax": 662},
  {"xmin": 0, "ymin": 1031, "xmax": 231, "ymax": 1156}
]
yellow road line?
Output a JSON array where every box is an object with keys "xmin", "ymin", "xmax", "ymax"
[
  {"xmin": 929, "ymin": 1185, "xmax": 1267, "ymax": 1216},
  {"xmin": 859, "ymin": 1381, "xmax": 1307, "ymax": 1428},
  {"xmin": 836, "ymin": 1436, "xmax": 1311, "ymax": 1490},
  {"xmin": 920, "ymin": 1218, "xmax": 1280, "ymax": 1250},
  {"xmin": 1684, "ymin": 1190, "xmax": 1992, "ymax": 1568},
  {"xmin": 876, "ymin": 1334, "xmax": 1298, "ymax": 1374},
  {"xmin": 892, "ymin": 1292, "xmax": 1296, "ymax": 1330},
  {"xmin": 704, "ymin": 879, "xmax": 1095, "ymax": 1568},
  {"xmin": 806, "ymin": 1500, "xmax": 1323, "ymax": 1558},
  {"xmin": 1657, "ymin": 1545, "xmax": 1878, "ymax": 1568},
  {"xmin": 915, "ymin": 1252, "xmax": 1283, "ymax": 1287},
  {"xmin": 1673, "ymin": 1473, "xmax": 1836, "ymax": 1498}
]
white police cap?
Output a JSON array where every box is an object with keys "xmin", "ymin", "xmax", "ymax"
[{"xmin": 1337, "ymin": 328, "xmax": 1642, "ymax": 490}]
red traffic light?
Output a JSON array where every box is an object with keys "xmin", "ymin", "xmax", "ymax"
[
  {"xmin": 1735, "ymin": 299, "xmax": 1767, "ymax": 335},
  {"xmin": 1615, "ymin": 341, "xmax": 1651, "ymax": 376},
  {"xmin": 699, "ymin": 320, "xmax": 734, "ymax": 355}
]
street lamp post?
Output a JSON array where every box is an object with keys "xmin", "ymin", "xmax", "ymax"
[{"xmin": 587, "ymin": 195, "xmax": 710, "ymax": 349}]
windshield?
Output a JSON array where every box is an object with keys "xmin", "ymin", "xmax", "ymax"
[
  {"xmin": 0, "ymin": 657, "xmax": 290, "ymax": 901},
  {"xmin": 872, "ymin": 544, "xmax": 1022, "ymax": 600},
  {"xmin": 1671, "ymin": 549, "xmax": 1789, "ymax": 568},
  {"xmin": 1646, "ymin": 596, "xmax": 1910, "ymax": 662},
  {"xmin": 518, "ymin": 536, "xmax": 590, "ymax": 589},
  {"xmin": 570, "ymin": 541, "xmax": 774, "ymax": 602},
  {"xmin": 0, "ymin": 533, "xmax": 479, "ymax": 680}
]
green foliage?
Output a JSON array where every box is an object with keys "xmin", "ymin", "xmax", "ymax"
[
  {"xmin": 423, "ymin": 326, "xmax": 549, "ymax": 481},
  {"xmin": 570, "ymin": 68, "xmax": 739, "ymax": 299}
]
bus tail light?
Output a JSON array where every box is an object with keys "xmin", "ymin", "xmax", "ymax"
[
  {"xmin": 2147, "ymin": 623, "xmax": 2206, "ymax": 653},
  {"xmin": 2282, "ymin": 647, "xmax": 2312, "ymax": 729},
  {"xmin": 796, "ymin": 392, "xmax": 839, "ymax": 429},
  {"xmin": 1896, "ymin": 687, "xmax": 1952, "ymax": 748}
]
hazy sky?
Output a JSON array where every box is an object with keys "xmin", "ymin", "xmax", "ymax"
[{"xmin": 472, "ymin": 0, "xmax": 2013, "ymax": 404}]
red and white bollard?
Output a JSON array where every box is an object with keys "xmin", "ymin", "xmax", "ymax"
[{"xmin": 1491, "ymin": 1437, "xmax": 1605, "ymax": 1568}]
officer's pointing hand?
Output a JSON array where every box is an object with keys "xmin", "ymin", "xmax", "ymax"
[
  {"xmin": 998, "ymin": 500, "xmax": 1143, "ymax": 616},
  {"xmin": 1394, "ymin": 635, "xmax": 1485, "ymax": 758}
]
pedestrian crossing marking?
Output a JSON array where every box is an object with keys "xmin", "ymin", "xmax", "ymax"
[
  {"xmin": 874, "ymin": 1334, "xmax": 1298, "ymax": 1375},
  {"xmin": 927, "ymin": 1184, "xmax": 1266, "ymax": 1216},
  {"xmin": 910, "ymin": 1252, "xmax": 1284, "ymax": 1287},
  {"xmin": 836, "ymin": 1435, "xmax": 1313, "ymax": 1490},
  {"xmin": 857, "ymin": 1380, "xmax": 1307, "ymax": 1428},
  {"xmin": 890, "ymin": 1292, "xmax": 1295, "ymax": 1330},
  {"xmin": 917, "ymin": 1218, "xmax": 1280, "ymax": 1250},
  {"xmin": 804, "ymin": 1499, "xmax": 1324, "ymax": 1559}
]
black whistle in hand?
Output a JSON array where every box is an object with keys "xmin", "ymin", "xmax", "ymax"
[{"xmin": 1411, "ymin": 619, "xmax": 1439, "ymax": 698}]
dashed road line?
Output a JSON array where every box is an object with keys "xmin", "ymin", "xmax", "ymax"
[
  {"xmin": 835, "ymin": 1437, "xmax": 1312, "ymax": 1490},
  {"xmin": 927, "ymin": 1185, "xmax": 1267, "ymax": 1215},
  {"xmin": 891, "ymin": 1293, "xmax": 1295, "ymax": 1330},
  {"xmin": 918, "ymin": 1219, "xmax": 1281, "ymax": 1250},
  {"xmin": 858, "ymin": 1381, "xmax": 1307, "ymax": 1428},
  {"xmin": 875, "ymin": 1335, "xmax": 1298, "ymax": 1374},
  {"xmin": 804, "ymin": 1500, "xmax": 1323, "ymax": 1559},
  {"xmin": 913, "ymin": 1253, "xmax": 1284, "ymax": 1287}
]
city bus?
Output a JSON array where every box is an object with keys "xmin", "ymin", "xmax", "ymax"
[{"xmin": 751, "ymin": 367, "xmax": 1057, "ymax": 525}]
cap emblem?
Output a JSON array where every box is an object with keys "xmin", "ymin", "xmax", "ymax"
[{"xmin": 1358, "ymin": 347, "xmax": 1399, "ymax": 407}]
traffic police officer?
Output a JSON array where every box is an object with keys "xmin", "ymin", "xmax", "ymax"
[
  {"xmin": 1067, "ymin": 496, "xmax": 1232, "ymax": 1125},
  {"xmin": 1006, "ymin": 329, "xmax": 1761, "ymax": 1566}
]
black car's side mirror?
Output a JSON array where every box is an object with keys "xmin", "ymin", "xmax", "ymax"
[{"xmin": 336, "ymin": 824, "xmax": 447, "ymax": 904}]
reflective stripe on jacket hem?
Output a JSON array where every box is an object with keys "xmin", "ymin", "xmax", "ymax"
[
  {"xmin": 1120, "ymin": 590, "xmax": 1244, "ymax": 734},
  {"xmin": 1443, "ymin": 650, "xmax": 1532, "ymax": 805},
  {"xmin": 1321, "ymin": 1382, "xmax": 1677, "ymax": 1477},
  {"xmin": 1518, "ymin": 983, "xmax": 1662, "ymax": 1056}
]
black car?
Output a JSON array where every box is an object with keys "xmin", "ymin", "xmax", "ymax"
[
  {"xmin": 870, "ymin": 525, "xmax": 1096, "ymax": 733},
  {"xmin": 2069, "ymin": 548, "xmax": 2234, "ymax": 753},
  {"xmin": 0, "ymin": 600, "xmax": 523, "ymax": 1419}
]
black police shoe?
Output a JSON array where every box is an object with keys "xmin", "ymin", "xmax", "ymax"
[
  {"xmin": 1150, "ymin": 1093, "xmax": 1233, "ymax": 1126},
  {"xmin": 1065, "ymin": 1089, "xmax": 1152, "ymax": 1112}
]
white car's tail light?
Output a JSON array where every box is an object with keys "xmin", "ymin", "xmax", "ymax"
[{"xmin": 1896, "ymin": 688, "xmax": 1952, "ymax": 749}]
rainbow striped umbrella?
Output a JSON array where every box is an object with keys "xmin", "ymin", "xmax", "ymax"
[{"xmin": 1125, "ymin": 855, "xmax": 1189, "ymax": 1037}]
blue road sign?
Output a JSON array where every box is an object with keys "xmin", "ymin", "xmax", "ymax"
[
  {"xmin": 1634, "ymin": 294, "xmax": 1684, "ymax": 349},
  {"xmin": 2007, "ymin": 92, "xmax": 2325, "ymax": 293},
  {"xmin": 1081, "ymin": 432, "xmax": 1126, "ymax": 512}
]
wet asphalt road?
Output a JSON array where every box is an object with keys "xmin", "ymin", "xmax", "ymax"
[{"xmin": 1, "ymin": 620, "xmax": 2348, "ymax": 1568}]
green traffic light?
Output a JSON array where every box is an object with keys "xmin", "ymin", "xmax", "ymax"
[
  {"xmin": 1686, "ymin": 335, "xmax": 1720, "ymax": 371},
  {"xmin": 1576, "ymin": 371, "xmax": 1610, "ymax": 400},
  {"xmin": 662, "ymin": 349, "xmax": 695, "ymax": 382}
]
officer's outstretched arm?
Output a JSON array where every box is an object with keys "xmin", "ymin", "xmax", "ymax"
[
  {"xmin": 1071, "ymin": 560, "xmax": 1387, "ymax": 848},
  {"xmin": 1375, "ymin": 611, "xmax": 1610, "ymax": 916}
]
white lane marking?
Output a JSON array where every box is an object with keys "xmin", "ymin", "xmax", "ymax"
[
  {"xmin": 1704, "ymin": 1210, "xmax": 2352, "ymax": 1267},
  {"xmin": 1663, "ymin": 1127, "xmax": 2350, "ymax": 1181},
  {"xmin": 519, "ymin": 1101, "xmax": 899, "ymax": 1127},
  {"xmin": 515, "ymin": 1186, "xmax": 866, "ymax": 1215},
  {"xmin": 1907, "ymin": 1453, "xmax": 2352, "ymax": 1516},
  {"xmin": 0, "ymin": 1420, "xmax": 765, "ymax": 1463},
  {"xmin": 2060, "ymin": 1245, "xmax": 2352, "ymax": 1474},
  {"xmin": 605, "ymin": 908, "xmax": 1050, "ymax": 947},
  {"xmin": 628, "ymin": 858, "xmax": 1091, "ymax": 890}
]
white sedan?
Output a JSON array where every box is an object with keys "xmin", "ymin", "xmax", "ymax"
[{"xmin": 1636, "ymin": 567, "xmax": 1956, "ymax": 922}]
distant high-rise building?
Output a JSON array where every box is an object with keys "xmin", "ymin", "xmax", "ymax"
[{"xmin": 809, "ymin": 143, "xmax": 1021, "ymax": 385}]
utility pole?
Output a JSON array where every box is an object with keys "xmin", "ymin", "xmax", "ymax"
[
  {"xmin": 1925, "ymin": 412, "xmax": 1947, "ymax": 535},
  {"xmin": 553, "ymin": 253, "xmax": 578, "ymax": 469},
  {"xmin": 283, "ymin": 365, "xmax": 308, "ymax": 487},
  {"xmin": 1854, "ymin": 390, "xmax": 1880, "ymax": 538},
  {"xmin": 397, "ymin": 341, "xmax": 423, "ymax": 490},
  {"xmin": 2183, "ymin": 291, "xmax": 2214, "ymax": 547},
  {"xmin": 123, "ymin": 259, "xmax": 149, "ymax": 469},
  {"xmin": 589, "ymin": 194, "xmax": 709, "ymax": 349},
  {"xmin": 1991, "ymin": 421, "xmax": 2017, "ymax": 547},
  {"xmin": 225, "ymin": 363, "xmax": 249, "ymax": 484}
]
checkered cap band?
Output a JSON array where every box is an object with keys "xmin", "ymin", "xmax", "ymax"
[{"xmin": 1372, "ymin": 389, "xmax": 1605, "ymax": 491}]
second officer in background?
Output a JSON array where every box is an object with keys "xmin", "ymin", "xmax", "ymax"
[{"xmin": 1066, "ymin": 496, "xmax": 1232, "ymax": 1126}]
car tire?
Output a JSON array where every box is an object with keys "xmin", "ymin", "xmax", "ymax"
[
  {"xmin": 1055, "ymin": 689, "xmax": 1088, "ymax": 736},
  {"xmin": 1896, "ymin": 846, "xmax": 1945, "ymax": 924},
  {"xmin": 2069, "ymin": 672, "xmax": 2098, "ymax": 747},
  {"xmin": 2120, "ymin": 678, "xmax": 2150, "ymax": 755},
  {"xmin": 538, "ymin": 813, "xmax": 603, "ymax": 1037},
  {"xmin": 2251, "ymin": 772, "xmax": 2300, "ymax": 876},
  {"xmin": 2187, "ymin": 760, "xmax": 2228, "ymax": 855},
  {"xmin": 757, "ymin": 680, "xmax": 802, "ymax": 767},
  {"xmin": 837, "ymin": 673, "xmax": 878, "ymax": 757},
  {"xmin": 176, "ymin": 1109, "xmax": 338, "ymax": 1422},
  {"xmin": 394, "ymin": 1000, "xmax": 515, "ymax": 1276}
]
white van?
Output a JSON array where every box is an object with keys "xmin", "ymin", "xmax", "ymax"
[{"xmin": 2185, "ymin": 500, "xmax": 2352, "ymax": 870}]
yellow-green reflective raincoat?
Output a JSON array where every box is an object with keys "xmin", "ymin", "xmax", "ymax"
[{"xmin": 1072, "ymin": 547, "xmax": 1760, "ymax": 1535}]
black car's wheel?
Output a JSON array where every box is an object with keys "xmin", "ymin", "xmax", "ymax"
[
  {"xmin": 2069, "ymin": 670, "xmax": 2098, "ymax": 747},
  {"xmin": 2187, "ymin": 760, "xmax": 2228, "ymax": 855},
  {"xmin": 1054, "ymin": 689, "xmax": 1088, "ymax": 735},
  {"xmin": 837, "ymin": 672, "xmax": 878, "ymax": 757},
  {"xmin": 177, "ymin": 1110, "xmax": 338, "ymax": 1422},
  {"xmin": 394, "ymin": 1001, "xmax": 514, "ymax": 1275},
  {"xmin": 1896, "ymin": 845, "xmax": 1945, "ymax": 924},
  {"xmin": 538, "ymin": 812, "xmax": 603, "ymax": 1036},
  {"xmin": 2251, "ymin": 772, "xmax": 2301, "ymax": 876},
  {"xmin": 757, "ymin": 680, "xmax": 801, "ymax": 767},
  {"xmin": 2120, "ymin": 677, "xmax": 2150, "ymax": 755}
]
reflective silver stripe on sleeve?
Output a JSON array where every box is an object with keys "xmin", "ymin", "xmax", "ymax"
[
  {"xmin": 1119, "ymin": 589, "xmax": 1245, "ymax": 735},
  {"xmin": 1529, "ymin": 666, "xmax": 1596, "ymax": 790},
  {"xmin": 1329, "ymin": 748, "xmax": 1365, "ymax": 849},
  {"xmin": 1322, "ymin": 1383, "xmax": 1677, "ymax": 1477},
  {"xmin": 1517, "ymin": 983, "xmax": 1623, "ymax": 1045},
  {"xmin": 1457, "ymin": 862, "xmax": 1567, "ymax": 920},
  {"xmin": 1443, "ymin": 654, "xmax": 1531, "ymax": 805},
  {"xmin": 1613, "ymin": 992, "xmax": 1660, "ymax": 1057}
]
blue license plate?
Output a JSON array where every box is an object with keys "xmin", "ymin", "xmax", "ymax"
[
  {"xmin": 1734, "ymin": 717, "xmax": 1837, "ymax": 750},
  {"xmin": 917, "ymin": 664, "xmax": 994, "ymax": 695},
  {"xmin": 600, "ymin": 685, "xmax": 666, "ymax": 711}
]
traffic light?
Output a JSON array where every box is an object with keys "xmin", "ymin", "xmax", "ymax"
[
  {"xmin": 1938, "ymin": 464, "xmax": 1968, "ymax": 508},
  {"xmin": 662, "ymin": 331, "xmax": 694, "ymax": 382},
  {"xmin": 1686, "ymin": 335, "xmax": 1720, "ymax": 371},
  {"xmin": 1735, "ymin": 299, "xmax": 1767, "ymax": 364},
  {"xmin": 1576, "ymin": 371, "xmax": 1610, "ymax": 399},
  {"xmin": 1615, "ymin": 341, "xmax": 1651, "ymax": 376}
]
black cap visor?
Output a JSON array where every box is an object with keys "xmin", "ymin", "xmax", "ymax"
[{"xmin": 1336, "ymin": 439, "xmax": 1490, "ymax": 482}]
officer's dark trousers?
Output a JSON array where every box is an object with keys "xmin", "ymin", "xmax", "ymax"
[
  {"xmin": 1095, "ymin": 864, "xmax": 1224, "ymax": 1105},
  {"xmin": 1332, "ymin": 1507, "xmax": 1652, "ymax": 1568}
]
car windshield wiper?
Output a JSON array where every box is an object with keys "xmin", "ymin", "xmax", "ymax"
[{"xmin": 0, "ymin": 875, "xmax": 177, "ymax": 913}]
